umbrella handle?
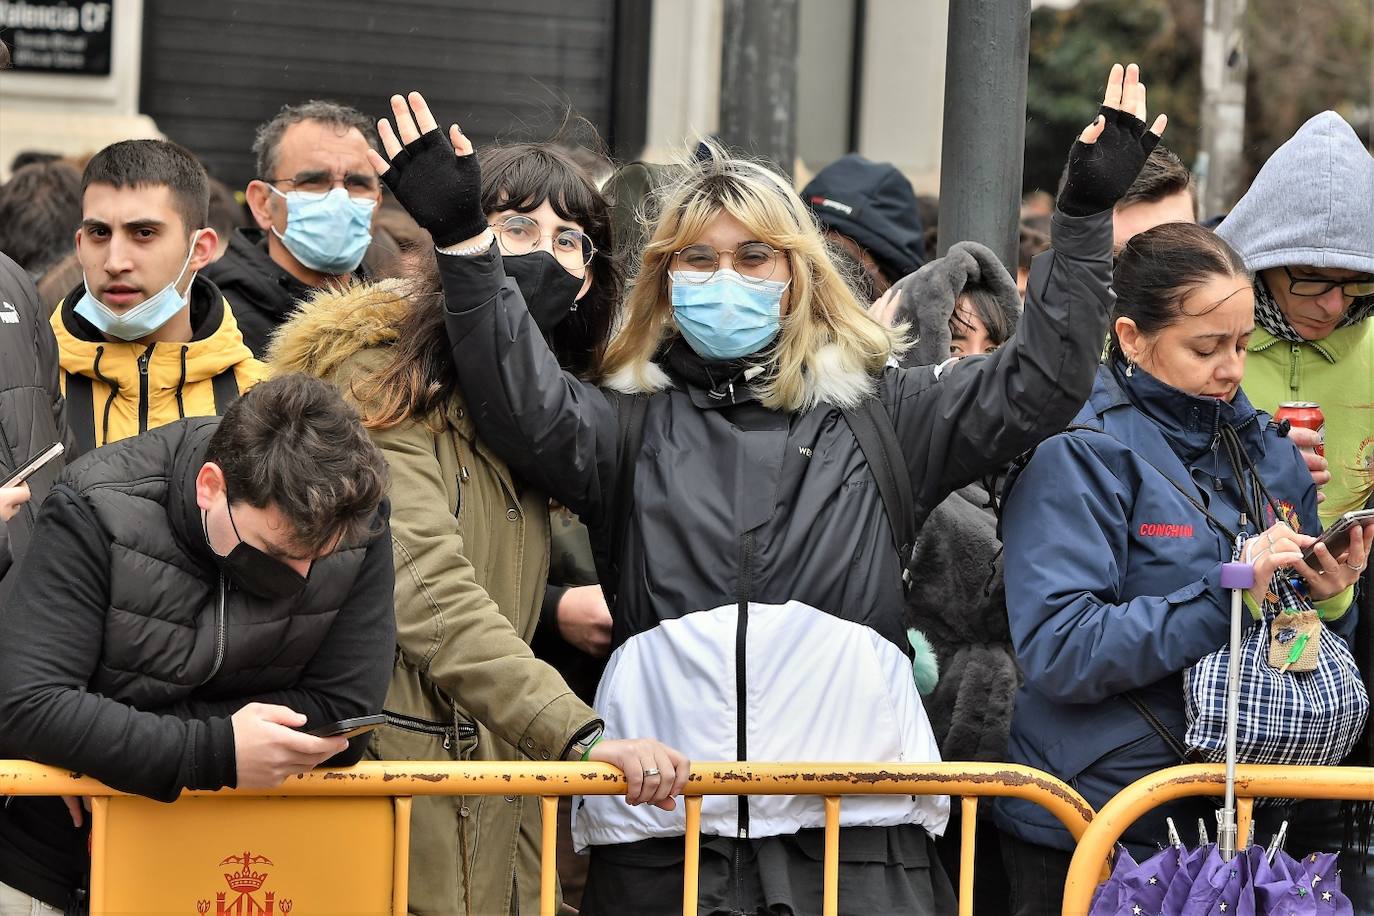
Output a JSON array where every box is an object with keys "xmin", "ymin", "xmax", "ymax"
[{"xmin": 1218, "ymin": 561, "xmax": 1255, "ymax": 859}]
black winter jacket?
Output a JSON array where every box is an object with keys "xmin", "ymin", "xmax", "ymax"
[
  {"xmin": 0, "ymin": 417, "xmax": 395, "ymax": 906},
  {"xmin": 205, "ymin": 229, "xmax": 383, "ymax": 359},
  {"xmin": 0, "ymin": 251, "xmax": 74, "ymax": 601},
  {"xmin": 204, "ymin": 229, "xmax": 322, "ymax": 358},
  {"xmin": 438, "ymin": 208, "xmax": 1115, "ymax": 849}
]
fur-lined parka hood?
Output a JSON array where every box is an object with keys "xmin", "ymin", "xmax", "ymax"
[
  {"xmin": 266, "ymin": 279, "xmax": 411, "ymax": 382},
  {"xmin": 601, "ymin": 339, "xmax": 879, "ymax": 411}
]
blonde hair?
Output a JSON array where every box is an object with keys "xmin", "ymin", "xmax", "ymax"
[{"xmin": 600, "ymin": 143, "xmax": 908, "ymax": 412}]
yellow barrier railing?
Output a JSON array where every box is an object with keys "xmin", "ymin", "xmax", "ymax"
[
  {"xmin": 1062, "ymin": 763, "xmax": 1374, "ymax": 916},
  {"xmin": 0, "ymin": 759, "xmax": 1093, "ymax": 916}
]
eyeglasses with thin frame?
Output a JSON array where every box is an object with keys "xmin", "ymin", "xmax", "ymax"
[
  {"xmin": 490, "ymin": 215, "xmax": 596, "ymax": 270},
  {"xmin": 262, "ymin": 172, "xmax": 380, "ymax": 199},
  {"xmin": 671, "ymin": 242, "xmax": 785, "ymax": 285},
  {"xmin": 1282, "ymin": 266, "xmax": 1374, "ymax": 298}
]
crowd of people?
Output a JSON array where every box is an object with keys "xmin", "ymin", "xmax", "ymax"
[{"xmin": 0, "ymin": 45, "xmax": 1371, "ymax": 916}]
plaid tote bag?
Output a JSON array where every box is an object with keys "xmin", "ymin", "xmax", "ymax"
[{"xmin": 1184, "ymin": 572, "xmax": 1369, "ymax": 769}]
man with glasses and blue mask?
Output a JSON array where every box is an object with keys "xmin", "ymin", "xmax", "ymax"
[
  {"xmin": 207, "ymin": 100, "xmax": 383, "ymax": 358},
  {"xmin": 50, "ymin": 140, "xmax": 267, "ymax": 453}
]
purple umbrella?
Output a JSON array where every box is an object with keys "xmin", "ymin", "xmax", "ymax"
[{"xmin": 1087, "ymin": 558, "xmax": 1359, "ymax": 916}]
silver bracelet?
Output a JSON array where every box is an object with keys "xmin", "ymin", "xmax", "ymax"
[{"xmin": 437, "ymin": 228, "xmax": 494, "ymax": 258}]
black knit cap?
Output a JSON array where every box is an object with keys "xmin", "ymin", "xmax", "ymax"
[{"xmin": 801, "ymin": 154, "xmax": 926, "ymax": 283}]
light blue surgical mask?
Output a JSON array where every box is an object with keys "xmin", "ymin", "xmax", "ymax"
[
  {"xmin": 270, "ymin": 185, "xmax": 375, "ymax": 275},
  {"xmin": 75, "ymin": 231, "xmax": 201, "ymax": 341},
  {"xmin": 669, "ymin": 268, "xmax": 788, "ymax": 361}
]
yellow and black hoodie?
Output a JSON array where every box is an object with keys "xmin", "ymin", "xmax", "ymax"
[{"xmin": 52, "ymin": 275, "xmax": 268, "ymax": 452}]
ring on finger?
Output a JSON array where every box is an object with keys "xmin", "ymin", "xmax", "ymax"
[
  {"xmin": 643, "ymin": 767, "xmax": 661, "ymax": 779},
  {"xmin": 1349, "ymin": 561, "xmax": 1367, "ymax": 572}
]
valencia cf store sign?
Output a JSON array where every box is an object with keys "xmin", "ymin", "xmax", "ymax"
[{"xmin": 0, "ymin": 0, "xmax": 113, "ymax": 75}]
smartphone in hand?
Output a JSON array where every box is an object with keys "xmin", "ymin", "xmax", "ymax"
[
  {"xmin": 2, "ymin": 443, "xmax": 64, "ymax": 490},
  {"xmin": 304, "ymin": 714, "xmax": 386, "ymax": 740}
]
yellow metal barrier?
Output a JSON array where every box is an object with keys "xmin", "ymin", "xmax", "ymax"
[
  {"xmin": 0, "ymin": 760, "xmax": 1094, "ymax": 916},
  {"xmin": 1062, "ymin": 763, "xmax": 1374, "ymax": 916}
]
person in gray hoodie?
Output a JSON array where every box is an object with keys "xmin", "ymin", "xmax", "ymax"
[{"xmin": 1217, "ymin": 109, "xmax": 1374, "ymax": 912}]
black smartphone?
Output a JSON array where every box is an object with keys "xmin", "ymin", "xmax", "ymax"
[
  {"xmin": 1301, "ymin": 509, "xmax": 1374, "ymax": 566},
  {"xmin": 305, "ymin": 714, "xmax": 386, "ymax": 740},
  {"xmin": 1, "ymin": 442, "xmax": 64, "ymax": 490}
]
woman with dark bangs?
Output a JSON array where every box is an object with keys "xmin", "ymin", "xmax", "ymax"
[{"xmin": 268, "ymin": 141, "xmax": 686, "ymax": 916}]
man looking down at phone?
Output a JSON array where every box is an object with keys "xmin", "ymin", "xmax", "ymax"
[
  {"xmin": 0, "ymin": 374, "xmax": 395, "ymax": 913},
  {"xmin": 51, "ymin": 139, "xmax": 267, "ymax": 453}
]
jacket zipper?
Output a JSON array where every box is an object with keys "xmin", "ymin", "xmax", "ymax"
[
  {"xmin": 1288, "ymin": 344, "xmax": 1300, "ymax": 396},
  {"xmin": 137, "ymin": 345, "xmax": 153, "ymax": 434},
  {"xmin": 198, "ymin": 576, "xmax": 228, "ymax": 686},
  {"xmin": 383, "ymin": 710, "xmax": 470, "ymax": 750},
  {"xmin": 733, "ymin": 530, "xmax": 755, "ymax": 910}
]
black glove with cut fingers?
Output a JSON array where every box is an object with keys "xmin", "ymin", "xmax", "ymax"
[
  {"xmin": 379, "ymin": 128, "xmax": 486, "ymax": 247},
  {"xmin": 1058, "ymin": 106, "xmax": 1162, "ymax": 218}
]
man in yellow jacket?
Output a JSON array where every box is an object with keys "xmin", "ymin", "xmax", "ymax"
[{"xmin": 52, "ymin": 139, "xmax": 266, "ymax": 451}]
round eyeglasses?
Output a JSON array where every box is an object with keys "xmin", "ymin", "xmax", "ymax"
[
  {"xmin": 491, "ymin": 216, "xmax": 596, "ymax": 270},
  {"xmin": 670, "ymin": 242, "xmax": 785, "ymax": 284}
]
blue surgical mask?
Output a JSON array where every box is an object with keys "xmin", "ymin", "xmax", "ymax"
[
  {"xmin": 669, "ymin": 268, "xmax": 788, "ymax": 361},
  {"xmin": 270, "ymin": 186, "xmax": 375, "ymax": 275},
  {"xmin": 75, "ymin": 231, "xmax": 201, "ymax": 341}
]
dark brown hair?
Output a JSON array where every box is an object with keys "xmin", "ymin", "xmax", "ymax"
[
  {"xmin": 207, "ymin": 374, "xmax": 388, "ymax": 553},
  {"xmin": 1117, "ymin": 145, "xmax": 1195, "ymax": 212},
  {"xmin": 82, "ymin": 139, "xmax": 209, "ymax": 234},
  {"xmin": 357, "ymin": 143, "xmax": 621, "ymax": 430},
  {"xmin": 1109, "ymin": 222, "xmax": 1248, "ymax": 358},
  {"xmin": 952, "ymin": 285, "xmax": 1016, "ymax": 349},
  {"xmin": 0, "ymin": 160, "xmax": 82, "ymax": 276}
]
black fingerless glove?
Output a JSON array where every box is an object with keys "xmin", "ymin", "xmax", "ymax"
[
  {"xmin": 1057, "ymin": 106, "xmax": 1161, "ymax": 217},
  {"xmin": 380, "ymin": 129, "xmax": 487, "ymax": 247}
]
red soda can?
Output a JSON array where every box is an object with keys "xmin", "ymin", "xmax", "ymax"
[{"xmin": 1275, "ymin": 401, "xmax": 1325, "ymax": 457}]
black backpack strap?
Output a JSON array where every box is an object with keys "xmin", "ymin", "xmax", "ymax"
[
  {"xmin": 211, "ymin": 369, "xmax": 241, "ymax": 415},
  {"xmin": 841, "ymin": 395, "xmax": 916, "ymax": 587},
  {"xmin": 593, "ymin": 390, "xmax": 649, "ymax": 610},
  {"xmin": 63, "ymin": 372, "xmax": 97, "ymax": 455}
]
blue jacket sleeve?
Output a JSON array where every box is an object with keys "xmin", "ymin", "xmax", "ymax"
[
  {"xmin": 438, "ymin": 244, "xmax": 621, "ymax": 526},
  {"xmin": 1003, "ymin": 433, "xmax": 1233, "ymax": 704}
]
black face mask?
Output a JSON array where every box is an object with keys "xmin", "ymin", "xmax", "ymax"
[
  {"xmin": 503, "ymin": 251, "xmax": 585, "ymax": 336},
  {"xmin": 202, "ymin": 498, "xmax": 309, "ymax": 600}
]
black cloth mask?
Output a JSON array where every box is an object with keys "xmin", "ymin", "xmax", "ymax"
[
  {"xmin": 503, "ymin": 251, "xmax": 585, "ymax": 335},
  {"xmin": 202, "ymin": 498, "xmax": 308, "ymax": 600}
]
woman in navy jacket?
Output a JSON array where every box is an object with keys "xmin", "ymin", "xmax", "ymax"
[{"xmin": 996, "ymin": 223, "xmax": 1373, "ymax": 916}]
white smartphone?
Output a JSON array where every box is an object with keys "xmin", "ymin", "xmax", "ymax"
[
  {"xmin": 1, "ymin": 442, "xmax": 64, "ymax": 490},
  {"xmin": 1301, "ymin": 509, "xmax": 1374, "ymax": 566}
]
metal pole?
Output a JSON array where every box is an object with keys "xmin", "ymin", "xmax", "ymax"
[
  {"xmin": 936, "ymin": 0, "xmax": 1031, "ymax": 270},
  {"xmin": 1198, "ymin": 0, "xmax": 1249, "ymax": 219},
  {"xmin": 1217, "ymin": 553, "xmax": 1255, "ymax": 860},
  {"xmin": 718, "ymin": 0, "xmax": 799, "ymax": 177}
]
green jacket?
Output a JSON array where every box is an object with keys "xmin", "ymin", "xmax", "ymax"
[
  {"xmin": 269, "ymin": 280, "xmax": 599, "ymax": 916},
  {"xmin": 1243, "ymin": 321, "xmax": 1374, "ymax": 526}
]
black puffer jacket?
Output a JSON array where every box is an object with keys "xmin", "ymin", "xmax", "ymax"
[
  {"xmin": 437, "ymin": 208, "xmax": 1115, "ymax": 850},
  {"xmin": 0, "ymin": 417, "xmax": 394, "ymax": 906},
  {"xmin": 0, "ymin": 251, "xmax": 73, "ymax": 600}
]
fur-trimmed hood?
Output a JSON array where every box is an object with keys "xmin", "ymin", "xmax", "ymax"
[
  {"xmin": 266, "ymin": 279, "xmax": 412, "ymax": 381},
  {"xmin": 601, "ymin": 339, "xmax": 879, "ymax": 411}
]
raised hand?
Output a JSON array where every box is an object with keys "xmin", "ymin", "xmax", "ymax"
[
  {"xmin": 1058, "ymin": 63, "xmax": 1169, "ymax": 217},
  {"xmin": 367, "ymin": 91, "xmax": 488, "ymax": 248}
]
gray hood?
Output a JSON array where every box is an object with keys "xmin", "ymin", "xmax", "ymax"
[{"xmin": 1216, "ymin": 111, "xmax": 1374, "ymax": 275}]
